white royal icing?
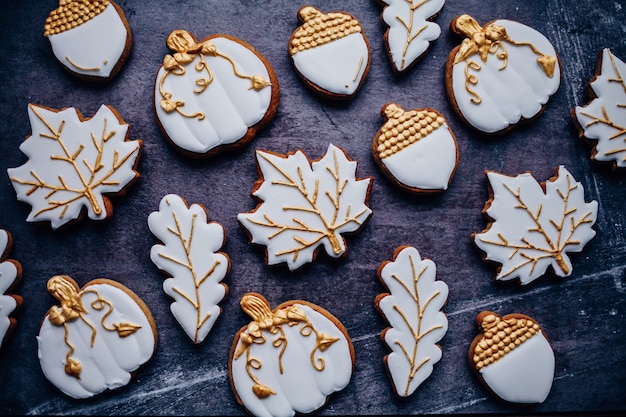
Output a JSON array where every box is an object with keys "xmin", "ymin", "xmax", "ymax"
[
  {"xmin": 377, "ymin": 246, "xmax": 448, "ymax": 397},
  {"xmin": 292, "ymin": 34, "xmax": 369, "ymax": 97},
  {"xmin": 381, "ymin": 121, "xmax": 457, "ymax": 191},
  {"xmin": 7, "ymin": 104, "xmax": 141, "ymax": 229},
  {"xmin": 480, "ymin": 330, "xmax": 555, "ymax": 404},
  {"xmin": 47, "ymin": 3, "xmax": 129, "ymax": 79},
  {"xmin": 237, "ymin": 144, "xmax": 372, "ymax": 271},
  {"xmin": 154, "ymin": 36, "xmax": 274, "ymax": 155},
  {"xmin": 450, "ymin": 19, "xmax": 560, "ymax": 133},
  {"xmin": 574, "ymin": 48, "xmax": 626, "ymax": 168},
  {"xmin": 37, "ymin": 280, "xmax": 156, "ymax": 399},
  {"xmin": 148, "ymin": 194, "xmax": 229, "ymax": 344},
  {"xmin": 0, "ymin": 230, "xmax": 19, "ymax": 347},
  {"xmin": 230, "ymin": 302, "xmax": 353, "ymax": 417},
  {"xmin": 380, "ymin": 0, "xmax": 445, "ymax": 73}
]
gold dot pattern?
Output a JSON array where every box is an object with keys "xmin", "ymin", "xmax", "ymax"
[
  {"xmin": 472, "ymin": 314, "xmax": 541, "ymax": 370},
  {"xmin": 44, "ymin": 0, "xmax": 110, "ymax": 36},
  {"xmin": 289, "ymin": 6, "xmax": 362, "ymax": 55},
  {"xmin": 376, "ymin": 104, "xmax": 446, "ymax": 159}
]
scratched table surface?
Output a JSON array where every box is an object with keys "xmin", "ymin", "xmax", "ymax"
[{"xmin": 0, "ymin": 0, "xmax": 625, "ymax": 415}]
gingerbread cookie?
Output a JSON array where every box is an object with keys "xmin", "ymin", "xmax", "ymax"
[
  {"xmin": 472, "ymin": 166, "xmax": 598, "ymax": 285},
  {"xmin": 372, "ymin": 104, "xmax": 458, "ymax": 193},
  {"xmin": 0, "ymin": 229, "xmax": 22, "ymax": 351},
  {"xmin": 154, "ymin": 30, "xmax": 279, "ymax": 158},
  {"xmin": 237, "ymin": 144, "xmax": 373, "ymax": 271},
  {"xmin": 572, "ymin": 48, "xmax": 626, "ymax": 170},
  {"xmin": 445, "ymin": 14, "xmax": 561, "ymax": 134},
  {"xmin": 7, "ymin": 104, "xmax": 142, "ymax": 230},
  {"xmin": 288, "ymin": 6, "xmax": 371, "ymax": 100},
  {"xmin": 44, "ymin": 0, "xmax": 132, "ymax": 81},
  {"xmin": 229, "ymin": 293, "xmax": 354, "ymax": 417},
  {"xmin": 469, "ymin": 311, "xmax": 555, "ymax": 404},
  {"xmin": 37, "ymin": 275, "xmax": 157, "ymax": 399},
  {"xmin": 376, "ymin": 246, "xmax": 448, "ymax": 397},
  {"xmin": 148, "ymin": 194, "xmax": 230, "ymax": 344},
  {"xmin": 377, "ymin": 0, "xmax": 445, "ymax": 75}
]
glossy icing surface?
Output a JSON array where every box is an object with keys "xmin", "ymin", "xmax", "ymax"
[{"xmin": 0, "ymin": 230, "xmax": 19, "ymax": 347}]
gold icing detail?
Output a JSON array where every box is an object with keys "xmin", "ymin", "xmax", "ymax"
[
  {"xmin": 44, "ymin": 0, "xmax": 110, "ymax": 36},
  {"xmin": 156, "ymin": 197, "xmax": 222, "ymax": 343},
  {"xmin": 453, "ymin": 15, "xmax": 556, "ymax": 105},
  {"xmin": 392, "ymin": 0, "xmax": 429, "ymax": 71},
  {"xmin": 248, "ymin": 149, "xmax": 368, "ymax": 259},
  {"xmin": 580, "ymin": 105, "xmax": 626, "ymax": 141},
  {"xmin": 477, "ymin": 173, "xmax": 595, "ymax": 278},
  {"xmin": 46, "ymin": 275, "xmax": 142, "ymax": 379},
  {"xmin": 234, "ymin": 293, "xmax": 340, "ymax": 399},
  {"xmin": 376, "ymin": 104, "xmax": 445, "ymax": 159},
  {"xmin": 289, "ymin": 6, "xmax": 363, "ymax": 55},
  {"xmin": 390, "ymin": 254, "xmax": 443, "ymax": 397},
  {"xmin": 65, "ymin": 55, "xmax": 101, "ymax": 72},
  {"xmin": 472, "ymin": 313, "xmax": 540, "ymax": 370},
  {"xmin": 9, "ymin": 105, "xmax": 137, "ymax": 220},
  {"xmin": 159, "ymin": 30, "xmax": 271, "ymax": 121},
  {"xmin": 607, "ymin": 49, "xmax": 626, "ymax": 94}
]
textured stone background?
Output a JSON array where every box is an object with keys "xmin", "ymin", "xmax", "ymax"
[{"xmin": 0, "ymin": 0, "xmax": 624, "ymax": 415}]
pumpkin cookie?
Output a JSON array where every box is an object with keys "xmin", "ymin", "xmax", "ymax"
[
  {"xmin": 229, "ymin": 293, "xmax": 354, "ymax": 416},
  {"xmin": 0, "ymin": 229, "xmax": 22, "ymax": 351},
  {"xmin": 153, "ymin": 30, "xmax": 279, "ymax": 158},
  {"xmin": 37, "ymin": 275, "xmax": 157, "ymax": 399},
  {"xmin": 44, "ymin": 0, "xmax": 132, "ymax": 81},
  {"xmin": 445, "ymin": 14, "xmax": 561, "ymax": 134}
]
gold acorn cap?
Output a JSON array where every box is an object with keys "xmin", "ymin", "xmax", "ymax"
[
  {"xmin": 44, "ymin": 0, "xmax": 110, "ymax": 36},
  {"xmin": 375, "ymin": 104, "xmax": 446, "ymax": 159},
  {"xmin": 471, "ymin": 312, "xmax": 541, "ymax": 370},
  {"xmin": 289, "ymin": 6, "xmax": 363, "ymax": 55}
]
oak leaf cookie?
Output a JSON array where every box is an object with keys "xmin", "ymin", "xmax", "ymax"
[
  {"xmin": 372, "ymin": 104, "xmax": 458, "ymax": 193},
  {"xmin": 237, "ymin": 144, "xmax": 373, "ymax": 271},
  {"xmin": 377, "ymin": 0, "xmax": 445, "ymax": 75},
  {"xmin": 154, "ymin": 30, "xmax": 279, "ymax": 158},
  {"xmin": 445, "ymin": 14, "xmax": 561, "ymax": 134},
  {"xmin": 37, "ymin": 275, "xmax": 157, "ymax": 399},
  {"xmin": 572, "ymin": 48, "xmax": 626, "ymax": 170},
  {"xmin": 229, "ymin": 293, "xmax": 354, "ymax": 417},
  {"xmin": 289, "ymin": 6, "xmax": 371, "ymax": 100},
  {"xmin": 7, "ymin": 104, "xmax": 142, "ymax": 230},
  {"xmin": 472, "ymin": 166, "xmax": 597, "ymax": 285},
  {"xmin": 375, "ymin": 246, "xmax": 448, "ymax": 397},
  {"xmin": 44, "ymin": 0, "xmax": 132, "ymax": 81},
  {"xmin": 148, "ymin": 194, "xmax": 230, "ymax": 344},
  {"xmin": 0, "ymin": 229, "xmax": 22, "ymax": 351},
  {"xmin": 469, "ymin": 311, "xmax": 555, "ymax": 404}
]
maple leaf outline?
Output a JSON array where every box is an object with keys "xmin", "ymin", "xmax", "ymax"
[
  {"xmin": 376, "ymin": 246, "xmax": 448, "ymax": 397},
  {"xmin": 238, "ymin": 144, "xmax": 373, "ymax": 271},
  {"xmin": 474, "ymin": 166, "xmax": 598, "ymax": 285},
  {"xmin": 7, "ymin": 104, "xmax": 142, "ymax": 229},
  {"xmin": 149, "ymin": 194, "xmax": 229, "ymax": 344}
]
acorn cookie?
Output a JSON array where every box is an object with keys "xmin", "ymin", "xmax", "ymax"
[
  {"xmin": 44, "ymin": 0, "xmax": 132, "ymax": 81},
  {"xmin": 372, "ymin": 104, "xmax": 458, "ymax": 193},
  {"xmin": 289, "ymin": 6, "xmax": 371, "ymax": 100}
]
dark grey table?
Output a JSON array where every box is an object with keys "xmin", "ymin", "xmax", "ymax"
[{"xmin": 0, "ymin": 0, "xmax": 624, "ymax": 415}]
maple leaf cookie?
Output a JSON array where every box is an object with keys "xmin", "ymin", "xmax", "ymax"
[
  {"xmin": 154, "ymin": 30, "xmax": 279, "ymax": 158},
  {"xmin": 445, "ymin": 15, "xmax": 561, "ymax": 134},
  {"xmin": 572, "ymin": 48, "xmax": 626, "ymax": 170},
  {"xmin": 237, "ymin": 144, "xmax": 373, "ymax": 271},
  {"xmin": 37, "ymin": 275, "xmax": 157, "ymax": 399},
  {"xmin": 377, "ymin": 0, "xmax": 445, "ymax": 75},
  {"xmin": 44, "ymin": 0, "xmax": 132, "ymax": 81},
  {"xmin": 229, "ymin": 293, "xmax": 354, "ymax": 417},
  {"xmin": 372, "ymin": 104, "xmax": 458, "ymax": 193},
  {"xmin": 288, "ymin": 6, "xmax": 371, "ymax": 100},
  {"xmin": 148, "ymin": 194, "xmax": 230, "ymax": 344},
  {"xmin": 7, "ymin": 104, "xmax": 142, "ymax": 230},
  {"xmin": 376, "ymin": 246, "xmax": 448, "ymax": 397},
  {"xmin": 469, "ymin": 311, "xmax": 555, "ymax": 404},
  {"xmin": 0, "ymin": 229, "xmax": 22, "ymax": 351},
  {"xmin": 472, "ymin": 166, "xmax": 598, "ymax": 285}
]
